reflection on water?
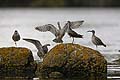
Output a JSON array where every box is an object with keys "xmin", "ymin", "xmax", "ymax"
[
  {"xmin": 0, "ymin": 77, "xmax": 32, "ymax": 80},
  {"xmin": 0, "ymin": 8, "xmax": 120, "ymax": 79},
  {"xmin": 0, "ymin": 74, "xmax": 107, "ymax": 80}
]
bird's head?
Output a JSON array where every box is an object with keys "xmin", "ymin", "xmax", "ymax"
[
  {"xmin": 46, "ymin": 44, "xmax": 50, "ymax": 46},
  {"xmin": 14, "ymin": 30, "xmax": 19, "ymax": 34},
  {"xmin": 57, "ymin": 22, "xmax": 61, "ymax": 30},
  {"xmin": 14, "ymin": 30, "xmax": 18, "ymax": 33},
  {"xmin": 35, "ymin": 27, "xmax": 39, "ymax": 31},
  {"xmin": 80, "ymin": 20, "xmax": 84, "ymax": 23},
  {"xmin": 67, "ymin": 21, "xmax": 71, "ymax": 24},
  {"xmin": 67, "ymin": 21, "xmax": 72, "ymax": 28},
  {"xmin": 87, "ymin": 30, "xmax": 95, "ymax": 34},
  {"xmin": 57, "ymin": 22, "xmax": 60, "ymax": 25}
]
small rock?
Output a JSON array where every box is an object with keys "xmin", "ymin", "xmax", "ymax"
[{"xmin": 49, "ymin": 72, "xmax": 63, "ymax": 78}]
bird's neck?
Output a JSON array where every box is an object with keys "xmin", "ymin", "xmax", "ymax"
[
  {"xmin": 93, "ymin": 32, "xmax": 95, "ymax": 35},
  {"xmin": 15, "ymin": 33, "xmax": 19, "ymax": 36},
  {"xmin": 37, "ymin": 47, "xmax": 42, "ymax": 52},
  {"xmin": 57, "ymin": 23, "xmax": 61, "ymax": 30},
  {"xmin": 36, "ymin": 45, "xmax": 43, "ymax": 52},
  {"xmin": 92, "ymin": 33, "xmax": 95, "ymax": 38},
  {"xmin": 42, "ymin": 45, "xmax": 47, "ymax": 49},
  {"xmin": 67, "ymin": 25, "xmax": 72, "ymax": 32}
]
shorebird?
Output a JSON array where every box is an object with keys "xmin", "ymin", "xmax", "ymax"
[
  {"xmin": 67, "ymin": 21, "xmax": 83, "ymax": 43},
  {"xmin": 12, "ymin": 30, "xmax": 20, "ymax": 46},
  {"xmin": 35, "ymin": 20, "xmax": 84, "ymax": 43},
  {"xmin": 23, "ymin": 38, "xmax": 50, "ymax": 59},
  {"xmin": 87, "ymin": 30, "xmax": 106, "ymax": 48}
]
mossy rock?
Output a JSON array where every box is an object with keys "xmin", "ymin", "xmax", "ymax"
[
  {"xmin": 40, "ymin": 43, "xmax": 107, "ymax": 78},
  {"xmin": 0, "ymin": 47, "xmax": 37, "ymax": 77}
]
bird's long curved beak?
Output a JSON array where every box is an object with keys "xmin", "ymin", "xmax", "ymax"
[
  {"xmin": 87, "ymin": 30, "xmax": 92, "ymax": 32},
  {"xmin": 35, "ymin": 27, "xmax": 38, "ymax": 30},
  {"xmin": 80, "ymin": 20, "xmax": 84, "ymax": 23},
  {"xmin": 35, "ymin": 27, "xmax": 39, "ymax": 30},
  {"xmin": 47, "ymin": 44, "xmax": 50, "ymax": 46}
]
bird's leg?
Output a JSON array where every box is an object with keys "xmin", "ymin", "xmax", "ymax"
[
  {"xmin": 95, "ymin": 45, "xmax": 97, "ymax": 50},
  {"xmin": 15, "ymin": 42, "xmax": 17, "ymax": 47},
  {"xmin": 72, "ymin": 37, "xmax": 74, "ymax": 44}
]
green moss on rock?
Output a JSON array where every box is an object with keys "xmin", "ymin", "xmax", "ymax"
[
  {"xmin": 0, "ymin": 47, "xmax": 37, "ymax": 77},
  {"xmin": 39, "ymin": 43, "xmax": 107, "ymax": 78}
]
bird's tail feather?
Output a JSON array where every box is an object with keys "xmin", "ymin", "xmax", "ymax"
[
  {"xmin": 103, "ymin": 44, "xmax": 106, "ymax": 47},
  {"xmin": 53, "ymin": 38, "xmax": 63, "ymax": 43},
  {"xmin": 76, "ymin": 34, "xmax": 83, "ymax": 38}
]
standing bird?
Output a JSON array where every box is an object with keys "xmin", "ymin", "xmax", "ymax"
[
  {"xmin": 23, "ymin": 38, "xmax": 50, "ymax": 59},
  {"xmin": 67, "ymin": 21, "xmax": 83, "ymax": 43},
  {"xmin": 12, "ymin": 30, "xmax": 20, "ymax": 46},
  {"xmin": 35, "ymin": 20, "xmax": 84, "ymax": 43},
  {"xmin": 87, "ymin": 30, "xmax": 106, "ymax": 48}
]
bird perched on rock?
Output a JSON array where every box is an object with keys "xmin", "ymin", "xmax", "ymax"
[
  {"xmin": 87, "ymin": 30, "xmax": 106, "ymax": 48},
  {"xmin": 67, "ymin": 21, "xmax": 83, "ymax": 43},
  {"xmin": 23, "ymin": 38, "xmax": 50, "ymax": 59},
  {"xmin": 35, "ymin": 20, "xmax": 84, "ymax": 43},
  {"xmin": 12, "ymin": 30, "xmax": 20, "ymax": 46}
]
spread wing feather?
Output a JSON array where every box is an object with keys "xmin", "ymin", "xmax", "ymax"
[
  {"xmin": 35, "ymin": 24, "xmax": 59, "ymax": 37},
  {"xmin": 64, "ymin": 20, "xmax": 84, "ymax": 29},
  {"xmin": 23, "ymin": 38, "xmax": 44, "ymax": 55}
]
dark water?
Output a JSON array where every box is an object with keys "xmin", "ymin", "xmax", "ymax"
[{"xmin": 0, "ymin": 8, "xmax": 120, "ymax": 79}]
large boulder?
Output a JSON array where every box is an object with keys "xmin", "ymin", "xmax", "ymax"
[
  {"xmin": 0, "ymin": 47, "xmax": 37, "ymax": 77},
  {"xmin": 39, "ymin": 43, "xmax": 107, "ymax": 78}
]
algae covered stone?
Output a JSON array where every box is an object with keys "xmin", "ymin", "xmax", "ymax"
[
  {"xmin": 0, "ymin": 47, "xmax": 37, "ymax": 77},
  {"xmin": 40, "ymin": 43, "xmax": 107, "ymax": 78}
]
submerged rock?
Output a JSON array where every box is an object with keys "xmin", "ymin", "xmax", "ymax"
[
  {"xmin": 39, "ymin": 43, "xmax": 107, "ymax": 78},
  {"xmin": 49, "ymin": 72, "xmax": 63, "ymax": 78},
  {"xmin": 0, "ymin": 47, "xmax": 37, "ymax": 77},
  {"xmin": 113, "ymin": 58, "xmax": 120, "ymax": 64}
]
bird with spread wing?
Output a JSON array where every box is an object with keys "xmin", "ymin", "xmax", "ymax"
[
  {"xmin": 23, "ymin": 38, "xmax": 50, "ymax": 59},
  {"xmin": 35, "ymin": 20, "xmax": 84, "ymax": 43},
  {"xmin": 67, "ymin": 21, "xmax": 83, "ymax": 43}
]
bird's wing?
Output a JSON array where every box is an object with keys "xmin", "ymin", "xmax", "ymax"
[
  {"xmin": 35, "ymin": 24, "xmax": 59, "ymax": 37},
  {"xmin": 64, "ymin": 20, "xmax": 84, "ymax": 29},
  {"xmin": 94, "ymin": 36, "xmax": 105, "ymax": 45},
  {"xmin": 23, "ymin": 38, "xmax": 44, "ymax": 55}
]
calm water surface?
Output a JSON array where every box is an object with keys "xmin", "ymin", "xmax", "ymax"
[{"xmin": 0, "ymin": 8, "xmax": 120, "ymax": 80}]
